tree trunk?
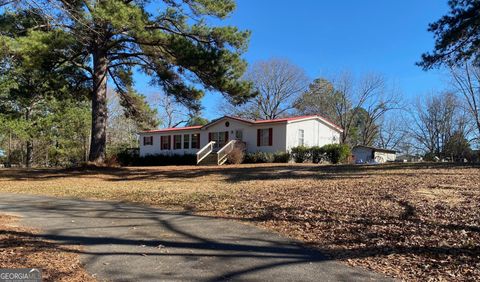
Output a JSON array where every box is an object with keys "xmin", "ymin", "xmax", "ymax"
[
  {"xmin": 25, "ymin": 108, "xmax": 32, "ymax": 168},
  {"xmin": 26, "ymin": 140, "xmax": 33, "ymax": 168},
  {"xmin": 8, "ymin": 129, "xmax": 11, "ymax": 166},
  {"xmin": 88, "ymin": 47, "xmax": 108, "ymax": 163}
]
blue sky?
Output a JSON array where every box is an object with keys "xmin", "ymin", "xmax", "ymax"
[{"xmin": 136, "ymin": 0, "xmax": 450, "ymax": 120}]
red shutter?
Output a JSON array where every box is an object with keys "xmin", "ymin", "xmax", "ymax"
[
  {"xmin": 257, "ymin": 129, "xmax": 261, "ymax": 146},
  {"xmin": 208, "ymin": 132, "xmax": 212, "ymax": 142},
  {"xmin": 225, "ymin": 131, "xmax": 229, "ymax": 141},
  {"xmin": 268, "ymin": 128, "xmax": 273, "ymax": 146}
]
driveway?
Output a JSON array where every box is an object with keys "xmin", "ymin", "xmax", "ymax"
[{"xmin": 0, "ymin": 193, "xmax": 392, "ymax": 281}]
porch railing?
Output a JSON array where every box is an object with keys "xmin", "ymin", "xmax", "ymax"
[
  {"xmin": 196, "ymin": 141, "xmax": 216, "ymax": 164},
  {"xmin": 217, "ymin": 140, "xmax": 246, "ymax": 165}
]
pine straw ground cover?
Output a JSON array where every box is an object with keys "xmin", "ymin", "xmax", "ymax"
[
  {"xmin": 0, "ymin": 163, "xmax": 479, "ymax": 281},
  {"xmin": 0, "ymin": 214, "xmax": 95, "ymax": 282}
]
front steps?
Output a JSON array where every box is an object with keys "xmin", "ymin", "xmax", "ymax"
[{"xmin": 197, "ymin": 153, "xmax": 218, "ymax": 165}]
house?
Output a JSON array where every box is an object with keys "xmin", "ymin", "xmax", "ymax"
[
  {"xmin": 352, "ymin": 145, "xmax": 396, "ymax": 164},
  {"xmin": 139, "ymin": 115, "xmax": 343, "ymax": 165},
  {"xmin": 395, "ymin": 154, "xmax": 423, "ymax": 163}
]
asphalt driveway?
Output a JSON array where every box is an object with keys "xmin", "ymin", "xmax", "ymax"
[{"xmin": 0, "ymin": 193, "xmax": 392, "ymax": 281}]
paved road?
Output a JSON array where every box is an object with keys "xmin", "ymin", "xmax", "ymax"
[{"xmin": 0, "ymin": 193, "xmax": 392, "ymax": 281}]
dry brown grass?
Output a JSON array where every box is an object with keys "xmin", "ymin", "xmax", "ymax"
[
  {"xmin": 0, "ymin": 215, "xmax": 95, "ymax": 282},
  {"xmin": 0, "ymin": 163, "xmax": 479, "ymax": 281}
]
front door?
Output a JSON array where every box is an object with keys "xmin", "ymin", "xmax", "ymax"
[
  {"xmin": 235, "ymin": 129, "xmax": 243, "ymax": 141},
  {"xmin": 209, "ymin": 132, "xmax": 228, "ymax": 149}
]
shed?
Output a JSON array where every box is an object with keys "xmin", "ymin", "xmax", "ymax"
[{"xmin": 352, "ymin": 145, "xmax": 396, "ymax": 163}]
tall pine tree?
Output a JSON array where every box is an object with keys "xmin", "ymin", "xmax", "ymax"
[{"xmin": 3, "ymin": 0, "xmax": 255, "ymax": 163}]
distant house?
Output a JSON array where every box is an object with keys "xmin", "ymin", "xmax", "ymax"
[
  {"xmin": 139, "ymin": 115, "xmax": 343, "ymax": 165},
  {"xmin": 395, "ymin": 154, "xmax": 423, "ymax": 163},
  {"xmin": 352, "ymin": 145, "xmax": 396, "ymax": 164}
]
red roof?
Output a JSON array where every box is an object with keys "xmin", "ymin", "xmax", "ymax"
[
  {"xmin": 141, "ymin": 125, "xmax": 202, "ymax": 133},
  {"xmin": 253, "ymin": 115, "xmax": 318, "ymax": 123},
  {"xmin": 140, "ymin": 114, "xmax": 343, "ymax": 133}
]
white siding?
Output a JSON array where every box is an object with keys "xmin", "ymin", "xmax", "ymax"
[
  {"xmin": 374, "ymin": 151, "xmax": 396, "ymax": 162},
  {"xmin": 139, "ymin": 130, "xmax": 201, "ymax": 157},
  {"xmin": 285, "ymin": 118, "xmax": 340, "ymax": 150},
  {"xmin": 202, "ymin": 118, "xmax": 287, "ymax": 153},
  {"xmin": 352, "ymin": 147, "xmax": 396, "ymax": 163},
  {"xmin": 139, "ymin": 116, "xmax": 342, "ymax": 157}
]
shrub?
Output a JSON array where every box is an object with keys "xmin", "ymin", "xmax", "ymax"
[
  {"xmin": 273, "ymin": 151, "xmax": 290, "ymax": 163},
  {"xmin": 116, "ymin": 148, "xmax": 140, "ymax": 166},
  {"xmin": 310, "ymin": 146, "xmax": 325, "ymax": 163},
  {"xmin": 243, "ymin": 152, "xmax": 274, "ymax": 163},
  {"xmin": 227, "ymin": 146, "xmax": 245, "ymax": 164},
  {"xmin": 115, "ymin": 148, "xmax": 196, "ymax": 166},
  {"xmin": 291, "ymin": 146, "xmax": 311, "ymax": 163},
  {"xmin": 321, "ymin": 144, "xmax": 351, "ymax": 164}
]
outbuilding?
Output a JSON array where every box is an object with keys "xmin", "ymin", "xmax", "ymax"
[{"xmin": 352, "ymin": 145, "xmax": 396, "ymax": 164}]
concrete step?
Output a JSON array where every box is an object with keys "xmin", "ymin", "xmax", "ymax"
[{"xmin": 198, "ymin": 154, "xmax": 218, "ymax": 165}]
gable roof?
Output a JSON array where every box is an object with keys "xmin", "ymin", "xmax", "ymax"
[{"xmin": 140, "ymin": 114, "xmax": 343, "ymax": 134}]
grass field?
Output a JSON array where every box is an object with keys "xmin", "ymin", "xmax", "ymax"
[{"xmin": 0, "ymin": 163, "xmax": 479, "ymax": 280}]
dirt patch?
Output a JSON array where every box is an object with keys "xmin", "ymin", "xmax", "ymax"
[
  {"xmin": 0, "ymin": 163, "xmax": 479, "ymax": 280},
  {"xmin": 0, "ymin": 215, "xmax": 95, "ymax": 282}
]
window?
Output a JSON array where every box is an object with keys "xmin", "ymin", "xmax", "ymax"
[
  {"xmin": 174, "ymin": 135, "xmax": 182, "ymax": 149},
  {"xmin": 183, "ymin": 134, "xmax": 190, "ymax": 149},
  {"xmin": 209, "ymin": 131, "xmax": 228, "ymax": 148},
  {"xmin": 191, "ymin": 133, "xmax": 200, "ymax": 149},
  {"xmin": 257, "ymin": 128, "xmax": 272, "ymax": 146},
  {"xmin": 298, "ymin": 129, "xmax": 305, "ymax": 146},
  {"xmin": 160, "ymin": 136, "xmax": 171, "ymax": 150},
  {"xmin": 143, "ymin": 136, "xmax": 153, "ymax": 146},
  {"xmin": 235, "ymin": 130, "xmax": 243, "ymax": 140}
]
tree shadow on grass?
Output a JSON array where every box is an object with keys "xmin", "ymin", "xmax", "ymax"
[{"xmin": 0, "ymin": 162, "xmax": 476, "ymax": 184}]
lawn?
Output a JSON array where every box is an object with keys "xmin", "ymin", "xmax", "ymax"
[{"xmin": 0, "ymin": 163, "xmax": 479, "ymax": 281}]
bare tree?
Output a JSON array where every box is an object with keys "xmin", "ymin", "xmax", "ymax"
[
  {"xmin": 223, "ymin": 58, "xmax": 309, "ymax": 120},
  {"xmin": 450, "ymin": 64, "xmax": 480, "ymax": 144},
  {"xmin": 375, "ymin": 114, "xmax": 408, "ymax": 150},
  {"xmin": 150, "ymin": 94, "xmax": 188, "ymax": 128},
  {"xmin": 408, "ymin": 92, "xmax": 469, "ymax": 157},
  {"xmin": 150, "ymin": 93, "xmax": 207, "ymax": 128},
  {"xmin": 310, "ymin": 72, "xmax": 399, "ymax": 145},
  {"xmin": 106, "ymin": 91, "xmax": 139, "ymax": 150}
]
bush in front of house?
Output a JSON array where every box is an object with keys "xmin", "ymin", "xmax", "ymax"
[
  {"xmin": 321, "ymin": 144, "xmax": 351, "ymax": 164},
  {"xmin": 273, "ymin": 151, "xmax": 291, "ymax": 163},
  {"xmin": 290, "ymin": 146, "xmax": 311, "ymax": 163},
  {"xmin": 115, "ymin": 148, "xmax": 196, "ymax": 166},
  {"xmin": 226, "ymin": 146, "xmax": 245, "ymax": 164},
  {"xmin": 242, "ymin": 151, "xmax": 290, "ymax": 163},
  {"xmin": 310, "ymin": 146, "xmax": 324, "ymax": 163},
  {"xmin": 290, "ymin": 144, "xmax": 351, "ymax": 164},
  {"xmin": 115, "ymin": 147, "xmax": 139, "ymax": 166},
  {"xmin": 243, "ymin": 152, "xmax": 274, "ymax": 163},
  {"xmin": 136, "ymin": 154, "xmax": 197, "ymax": 166}
]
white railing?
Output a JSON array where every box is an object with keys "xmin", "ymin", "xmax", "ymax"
[
  {"xmin": 196, "ymin": 141, "xmax": 216, "ymax": 164},
  {"xmin": 217, "ymin": 140, "xmax": 237, "ymax": 165}
]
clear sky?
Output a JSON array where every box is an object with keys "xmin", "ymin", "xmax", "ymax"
[{"xmin": 135, "ymin": 0, "xmax": 451, "ymax": 121}]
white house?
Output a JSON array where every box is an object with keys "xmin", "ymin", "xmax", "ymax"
[
  {"xmin": 352, "ymin": 145, "xmax": 396, "ymax": 164},
  {"xmin": 139, "ymin": 115, "xmax": 343, "ymax": 165}
]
